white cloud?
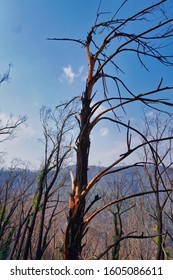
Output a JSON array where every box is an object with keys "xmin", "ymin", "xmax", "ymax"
[
  {"xmin": 63, "ymin": 65, "xmax": 75, "ymax": 83},
  {"xmin": 60, "ymin": 65, "xmax": 84, "ymax": 84},
  {"xmin": 99, "ymin": 127, "xmax": 109, "ymax": 137}
]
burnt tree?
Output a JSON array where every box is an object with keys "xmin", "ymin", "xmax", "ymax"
[{"xmin": 49, "ymin": 0, "xmax": 173, "ymax": 259}]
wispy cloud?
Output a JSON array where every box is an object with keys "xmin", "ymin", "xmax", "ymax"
[
  {"xmin": 59, "ymin": 65, "xmax": 84, "ymax": 84},
  {"xmin": 63, "ymin": 65, "xmax": 76, "ymax": 83},
  {"xmin": 99, "ymin": 127, "xmax": 109, "ymax": 137}
]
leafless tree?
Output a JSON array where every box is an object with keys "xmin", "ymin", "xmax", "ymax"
[
  {"xmin": 21, "ymin": 105, "xmax": 76, "ymax": 259},
  {"xmin": 100, "ymin": 172, "xmax": 135, "ymax": 259},
  {"xmin": 49, "ymin": 0, "xmax": 173, "ymax": 259},
  {"xmin": 0, "ymin": 64, "xmax": 26, "ymax": 156},
  {"xmin": 138, "ymin": 113, "xmax": 173, "ymax": 259},
  {"xmin": 0, "ymin": 66, "xmax": 27, "ymax": 259},
  {"xmin": 0, "ymin": 160, "xmax": 35, "ymax": 259}
]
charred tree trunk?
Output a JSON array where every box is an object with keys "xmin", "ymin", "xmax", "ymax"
[{"xmin": 65, "ymin": 95, "xmax": 91, "ymax": 260}]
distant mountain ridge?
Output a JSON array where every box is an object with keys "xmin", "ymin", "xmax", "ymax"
[{"xmin": 0, "ymin": 164, "xmax": 172, "ymax": 196}]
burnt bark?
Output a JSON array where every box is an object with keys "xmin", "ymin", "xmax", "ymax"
[{"xmin": 65, "ymin": 95, "xmax": 91, "ymax": 260}]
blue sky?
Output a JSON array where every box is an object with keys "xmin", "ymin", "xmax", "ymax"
[{"xmin": 0, "ymin": 0, "xmax": 173, "ymax": 168}]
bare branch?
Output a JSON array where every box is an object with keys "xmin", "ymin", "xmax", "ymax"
[
  {"xmin": 84, "ymin": 189, "xmax": 172, "ymax": 227},
  {"xmin": 47, "ymin": 37, "xmax": 85, "ymax": 46},
  {"xmin": 96, "ymin": 231, "xmax": 166, "ymax": 260}
]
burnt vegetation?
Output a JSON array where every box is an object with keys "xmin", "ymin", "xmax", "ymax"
[{"xmin": 1, "ymin": 0, "xmax": 173, "ymax": 259}]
